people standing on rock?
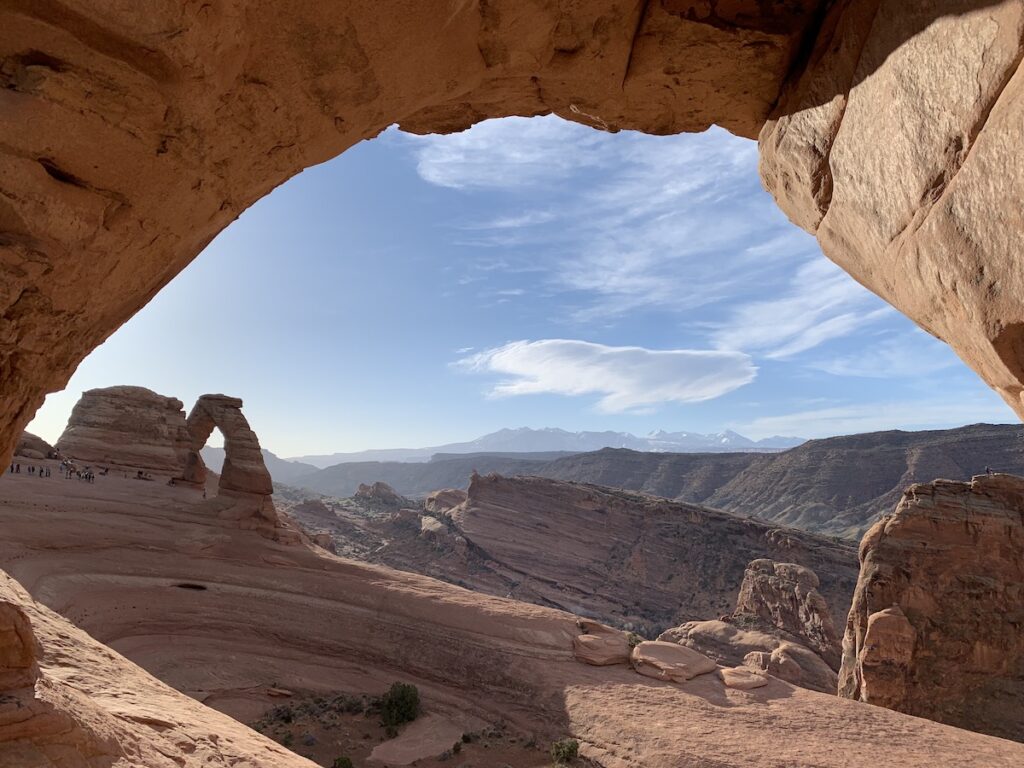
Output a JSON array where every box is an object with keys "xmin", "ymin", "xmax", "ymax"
[{"xmin": 986, "ymin": 466, "xmax": 994, "ymax": 475}]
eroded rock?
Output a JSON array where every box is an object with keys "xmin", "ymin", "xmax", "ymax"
[
  {"xmin": 839, "ymin": 473, "xmax": 1024, "ymax": 740},
  {"xmin": 735, "ymin": 559, "xmax": 841, "ymax": 668},
  {"xmin": 630, "ymin": 640, "xmax": 717, "ymax": 683},
  {"xmin": 13, "ymin": 432, "xmax": 53, "ymax": 461},
  {"xmin": 55, "ymin": 386, "xmax": 191, "ymax": 472},
  {"xmin": 573, "ymin": 619, "xmax": 632, "ymax": 667}
]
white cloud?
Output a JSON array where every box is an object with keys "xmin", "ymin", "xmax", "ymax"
[
  {"xmin": 712, "ymin": 258, "xmax": 892, "ymax": 358},
  {"xmin": 408, "ymin": 117, "xmax": 610, "ymax": 189},
  {"xmin": 734, "ymin": 396, "xmax": 1017, "ymax": 440},
  {"xmin": 401, "ymin": 117, "xmax": 822, "ymax": 323},
  {"xmin": 455, "ymin": 339, "xmax": 756, "ymax": 413},
  {"xmin": 812, "ymin": 329, "xmax": 960, "ymax": 378}
]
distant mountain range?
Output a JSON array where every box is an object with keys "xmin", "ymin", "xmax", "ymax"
[
  {"xmin": 287, "ymin": 427, "xmax": 804, "ymax": 468},
  {"xmin": 200, "ymin": 446, "xmax": 317, "ymax": 484},
  {"xmin": 283, "ymin": 423, "xmax": 1024, "ymax": 540}
]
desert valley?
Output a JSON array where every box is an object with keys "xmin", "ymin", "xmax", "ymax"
[
  {"xmin": 4, "ymin": 1, "xmax": 1024, "ymax": 767},
  {"xmin": 2, "ymin": 385, "xmax": 1023, "ymax": 766}
]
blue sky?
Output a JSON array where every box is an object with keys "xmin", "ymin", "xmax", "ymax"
[{"xmin": 28, "ymin": 117, "xmax": 1015, "ymax": 455}]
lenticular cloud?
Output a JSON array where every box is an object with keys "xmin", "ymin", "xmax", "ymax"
[{"xmin": 456, "ymin": 339, "xmax": 756, "ymax": 413}]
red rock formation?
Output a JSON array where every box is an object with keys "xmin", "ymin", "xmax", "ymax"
[
  {"xmin": 659, "ymin": 558, "xmax": 841, "ymax": 694},
  {"xmin": 55, "ymin": 386, "xmax": 191, "ymax": 472},
  {"xmin": 424, "ymin": 488, "xmax": 468, "ymax": 516},
  {"xmin": 431, "ymin": 474, "xmax": 858, "ymax": 635},
  {"xmin": 760, "ymin": 0, "xmax": 1024, "ymax": 421},
  {"xmin": 839, "ymin": 473, "xmax": 1024, "ymax": 741},
  {"xmin": 183, "ymin": 394, "xmax": 273, "ymax": 495},
  {"xmin": 13, "ymin": 431, "xmax": 53, "ymax": 461},
  {"xmin": 734, "ymin": 559, "xmax": 841, "ymax": 668}
]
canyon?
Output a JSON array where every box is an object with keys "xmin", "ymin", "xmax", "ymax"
[
  {"xmin": 288, "ymin": 423, "xmax": 1024, "ymax": 539},
  {"xmin": 3, "ymin": 431, "xmax": 1024, "ymax": 767}
]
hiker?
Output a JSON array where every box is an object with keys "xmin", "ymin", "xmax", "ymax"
[{"xmin": 986, "ymin": 466, "xmax": 994, "ymax": 475}]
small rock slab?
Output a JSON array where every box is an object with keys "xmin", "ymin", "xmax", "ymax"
[
  {"xmin": 719, "ymin": 666, "xmax": 768, "ymax": 690},
  {"xmin": 631, "ymin": 641, "xmax": 717, "ymax": 683}
]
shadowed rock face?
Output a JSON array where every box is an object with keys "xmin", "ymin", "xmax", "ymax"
[
  {"xmin": 55, "ymin": 386, "xmax": 192, "ymax": 472},
  {"xmin": 0, "ymin": 1, "xmax": 1023, "ymax": 472},
  {"xmin": 839, "ymin": 473, "xmax": 1024, "ymax": 741}
]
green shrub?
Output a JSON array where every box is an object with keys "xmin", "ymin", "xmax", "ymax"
[
  {"xmin": 332, "ymin": 758, "xmax": 354, "ymax": 768},
  {"xmin": 551, "ymin": 738, "xmax": 579, "ymax": 764},
  {"xmin": 626, "ymin": 632, "xmax": 643, "ymax": 649},
  {"xmin": 280, "ymin": 732, "xmax": 294, "ymax": 748},
  {"xmin": 379, "ymin": 682, "xmax": 420, "ymax": 729}
]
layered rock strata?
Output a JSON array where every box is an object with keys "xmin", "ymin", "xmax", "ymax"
[
  {"xmin": 55, "ymin": 386, "xmax": 191, "ymax": 472},
  {"xmin": 839, "ymin": 473, "xmax": 1024, "ymax": 741}
]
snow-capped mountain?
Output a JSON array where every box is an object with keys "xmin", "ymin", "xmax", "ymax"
[{"xmin": 288, "ymin": 427, "xmax": 804, "ymax": 468}]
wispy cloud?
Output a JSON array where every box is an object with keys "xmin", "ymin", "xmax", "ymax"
[
  {"xmin": 409, "ymin": 117, "xmax": 610, "ymax": 189},
  {"xmin": 711, "ymin": 258, "xmax": 892, "ymax": 358},
  {"xmin": 734, "ymin": 396, "xmax": 1016, "ymax": 440},
  {"xmin": 402, "ymin": 117, "xmax": 826, "ymax": 326},
  {"xmin": 455, "ymin": 339, "xmax": 756, "ymax": 413},
  {"xmin": 812, "ymin": 329, "xmax": 961, "ymax": 378}
]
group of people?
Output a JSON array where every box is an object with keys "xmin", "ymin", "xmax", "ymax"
[
  {"xmin": 8, "ymin": 458, "xmax": 102, "ymax": 483},
  {"xmin": 9, "ymin": 463, "xmax": 51, "ymax": 477}
]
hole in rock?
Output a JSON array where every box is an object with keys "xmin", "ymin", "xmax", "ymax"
[{"xmin": 174, "ymin": 583, "xmax": 208, "ymax": 591}]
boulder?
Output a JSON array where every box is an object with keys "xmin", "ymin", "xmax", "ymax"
[
  {"xmin": 719, "ymin": 666, "xmax": 768, "ymax": 690},
  {"xmin": 630, "ymin": 641, "xmax": 717, "ymax": 684},
  {"xmin": 573, "ymin": 619, "xmax": 631, "ymax": 667},
  {"xmin": 743, "ymin": 641, "xmax": 838, "ymax": 694},
  {"xmin": 839, "ymin": 474, "xmax": 1024, "ymax": 741},
  {"xmin": 13, "ymin": 432, "xmax": 53, "ymax": 461},
  {"xmin": 55, "ymin": 386, "xmax": 191, "ymax": 472},
  {"xmin": 0, "ymin": 599, "xmax": 39, "ymax": 690},
  {"xmin": 424, "ymin": 488, "xmax": 467, "ymax": 516}
]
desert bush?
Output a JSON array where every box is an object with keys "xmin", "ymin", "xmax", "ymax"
[
  {"xmin": 626, "ymin": 632, "xmax": 643, "ymax": 649},
  {"xmin": 332, "ymin": 758, "xmax": 354, "ymax": 768},
  {"xmin": 379, "ymin": 682, "xmax": 420, "ymax": 729},
  {"xmin": 551, "ymin": 738, "xmax": 579, "ymax": 764}
]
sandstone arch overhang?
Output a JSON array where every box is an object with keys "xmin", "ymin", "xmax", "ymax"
[{"xmin": 0, "ymin": 0, "xmax": 1022, "ymax": 466}]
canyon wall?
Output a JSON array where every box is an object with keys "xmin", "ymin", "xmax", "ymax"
[{"xmin": 839, "ymin": 473, "xmax": 1024, "ymax": 741}]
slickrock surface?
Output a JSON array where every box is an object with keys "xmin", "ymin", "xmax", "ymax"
[
  {"xmin": 14, "ymin": 431, "xmax": 53, "ymax": 460},
  {"xmin": 839, "ymin": 473, "xmax": 1024, "ymax": 741},
  {"xmin": 0, "ymin": 571, "xmax": 316, "ymax": 768},
  {"xmin": 660, "ymin": 559, "xmax": 841, "ymax": 694},
  {"xmin": 1, "ymin": 464, "xmax": 1022, "ymax": 767},
  {"xmin": 55, "ymin": 386, "xmax": 191, "ymax": 472},
  {"xmin": 406, "ymin": 474, "xmax": 859, "ymax": 635}
]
